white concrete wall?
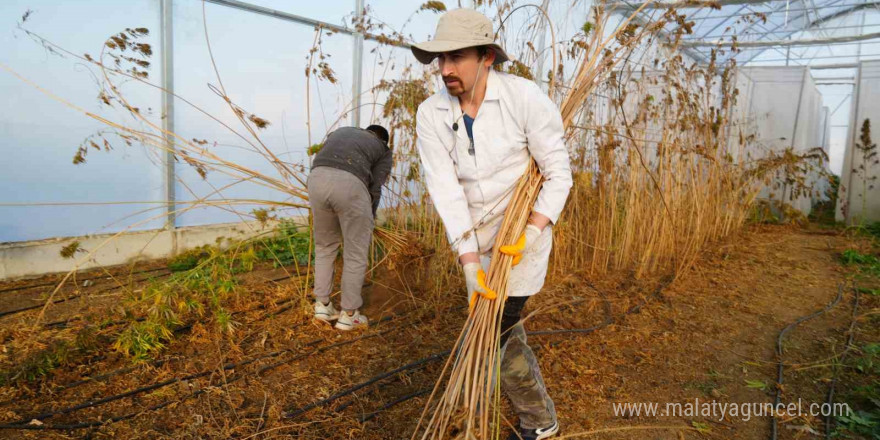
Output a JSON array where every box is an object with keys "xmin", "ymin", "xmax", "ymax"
[{"xmin": 0, "ymin": 218, "xmax": 304, "ymax": 281}]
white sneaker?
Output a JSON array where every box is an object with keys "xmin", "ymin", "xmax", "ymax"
[
  {"xmin": 314, "ymin": 300, "xmax": 339, "ymax": 322},
  {"xmin": 335, "ymin": 310, "xmax": 368, "ymax": 331}
]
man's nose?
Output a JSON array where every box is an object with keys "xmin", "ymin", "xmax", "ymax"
[{"xmin": 440, "ymin": 59, "xmax": 454, "ymax": 77}]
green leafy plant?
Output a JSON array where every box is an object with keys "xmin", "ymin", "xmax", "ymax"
[
  {"xmin": 254, "ymin": 219, "xmax": 312, "ymax": 267},
  {"xmin": 113, "ymin": 320, "xmax": 175, "ymax": 361},
  {"xmin": 840, "ymin": 249, "xmax": 880, "ymax": 277},
  {"xmin": 745, "ymin": 379, "xmax": 768, "ymax": 391},
  {"xmin": 167, "ymin": 245, "xmax": 211, "ymax": 272},
  {"xmin": 115, "ymin": 248, "xmax": 239, "ymax": 361},
  {"xmin": 1, "ymin": 328, "xmax": 100, "ymax": 384},
  {"xmin": 834, "ymin": 382, "xmax": 880, "ymax": 438},
  {"xmin": 854, "ymin": 343, "xmax": 880, "ymax": 375},
  {"xmin": 832, "ymin": 343, "xmax": 880, "ymax": 438}
]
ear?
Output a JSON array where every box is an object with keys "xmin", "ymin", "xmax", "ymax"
[{"xmin": 484, "ymin": 48, "xmax": 496, "ymax": 67}]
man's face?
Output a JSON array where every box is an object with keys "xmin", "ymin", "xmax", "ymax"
[{"xmin": 437, "ymin": 48, "xmax": 492, "ymax": 97}]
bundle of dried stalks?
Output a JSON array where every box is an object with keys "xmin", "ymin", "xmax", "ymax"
[{"xmin": 411, "ymin": 161, "xmax": 541, "ymax": 439}]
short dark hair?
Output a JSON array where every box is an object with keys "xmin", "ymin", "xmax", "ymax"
[{"xmin": 366, "ymin": 124, "xmax": 389, "ymax": 145}]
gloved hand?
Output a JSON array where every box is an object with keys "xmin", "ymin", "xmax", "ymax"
[
  {"xmin": 463, "ymin": 262, "xmax": 496, "ymax": 311},
  {"xmin": 499, "ymin": 224, "xmax": 542, "ymax": 266}
]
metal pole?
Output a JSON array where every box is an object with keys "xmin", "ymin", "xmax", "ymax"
[
  {"xmin": 534, "ymin": 0, "xmax": 551, "ymax": 91},
  {"xmin": 681, "ymin": 31, "xmax": 880, "ymax": 48},
  {"xmin": 352, "ymin": 0, "xmax": 364, "ymax": 127},
  {"xmin": 204, "ymin": 0, "xmax": 411, "ymax": 48},
  {"xmin": 809, "ymin": 62, "xmax": 858, "ymax": 69},
  {"xmin": 160, "ymin": 0, "xmax": 177, "ymax": 253},
  {"xmin": 856, "ymin": 9, "xmax": 866, "ymax": 60},
  {"xmin": 786, "ymin": 42, "xmax": 791, "ymax": 65}
]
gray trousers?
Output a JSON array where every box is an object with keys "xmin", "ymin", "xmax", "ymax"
[{"xmin": 307, "ymin": 167, "xmax": 374, "ymax": 311}]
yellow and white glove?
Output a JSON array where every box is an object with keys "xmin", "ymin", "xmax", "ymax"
[
  {"xmin": 463, "ymin": 262, "xmax": 496, "ymax": 311},
  {"xmin": 499, "ymin": 224, "xmax": 542, "ymax": 266}
]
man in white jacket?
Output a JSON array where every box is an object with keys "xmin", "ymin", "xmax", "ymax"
[{"xmin": 412, "ymin": 8, "xmax": 572, "ymax": 440}]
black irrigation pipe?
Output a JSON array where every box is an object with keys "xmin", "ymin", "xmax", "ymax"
[
  {"xmin": 285, "ymin": 321, "xmax": 621, "ymax": 422},
  {"xmin": 0, "ymin": 387, "xmax": 193, "ymax": 430},
  {"xmin": 0, "ymin": 267, "xmax": 169, "ymax": 296},
  {"xmin": 3, "ymin": 351, "xmax": 283, "ymax": 426},
  {"xmin": 0, "ymin": 308, "xmax": 410, "ymax": 430},
  {"xmin": 35, "ymin": 301, "xmax": 283, "ymax": 395},
  {"xmin": 0, "ymin": 330, "xmax": 387, "ymax": 431},
  {"xmin": 358, "ymin": 388, "xmax": 433, "ymax": 423},
  {"xmin": 0, "ymin": 257, "xmax": 299, "ymax": 299},
  {"xmin": 537, "ymin": 277, "xmax": 670, "ymax": 340},
  {"xmin": 1, "ymin": 315, "xmax": 203, "ymax": 408},
  {"xmin": 0, "ymin": 294, "xmax": 326, "ymax": 413},
  {"xmin": 38, "ymin": 271, "xmax": 300, "ymax": 330},
  {"xmin": 285, "ymin": 352, "xmax": 450, "ymax": 419},
  {"xmin": 287, "ymin": 278, "xmax": 676, "ymax": 422},
  {"xmin": 0, "ymin": 277, "xmax": 673, "ymax": 430},
  {"xmin": 35, "ymin": 275, "xmax": 298, "ymax": 332},
  {"xmin": 0, "ymin": 270, "xmax": 175, "ymax": 320},
  {"xmin": 3, "ymin": 295, "xmax": 270, "ymax": 407},
  {"xmin": 247, "ymin": 316, "xmax": 402, "ymax": 378},
  {"xmin": 771, "ymin": 283, "xmax": 844, "ymax": 440},
  {"xmin": 6, "ymin": 298, "xmax": 386, "ymax": 409},
  {"xmin": 0, "ymin": 331, "xmax": 394, "ymax": 431},
  {"xmin": 0, "ymin": 335, "xmax": 326, "ymax": 430},
  {"xmin": 824, "ymin": 287, "xmax": 861, "ymax": 440},
  {"xmin": 1, "ymin": 264, "xmax": 299, "ymax": 322},
  {"xmin": 0, "ymin": 328, "xmax": 194, "ymax": 409}
]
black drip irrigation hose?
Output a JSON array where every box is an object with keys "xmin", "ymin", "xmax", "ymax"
[
  {"xmin": 0, "ymin": 258, "xmax": 300, "ymax": 299},
  {"xmin": 6, "ymin": 298, "xmax": 298, "ymax": 405},
  {"xmin": 0, "ymin": 335, "xmax": 336, "ymax": 430},
  {"xmin": 3, "ymin": 298, "xmax": 278, "ymax": 407},
  {"xmin": 2, "ymin": 287, "xmax": 304, "ymax": 406},
  {"xmin": 358, "ymin": 388, "xmax": 433, "ymax": 423},
  {"xmin": 40, "ymin": 272, "xmax": 301, "ymax": 330},
  {"xmin": 286, "ymin": 277, "xmax": 675, "ymax": 422},
  {"xmin": 0, "ymin": 277, "xmax": 673, "ymax": 431},
  {"xmin": 3, "ymin": 298, "xmax": 388, "ymax": 410},
  {"xmin": 285, "ymin": 352, "xmax": 450, "ymax": 419},
  {"xmin": 771, "ymin": 283, "xmax": 844, "ymax": 440},
  {"xmin": 824, "ymin": 287, "xmax": 861, "ymax": 440},
  {"xmin": 0, "ymin": 270, "xmax": 175, "ymax": 320},
  {"xmin": 0, "ymin": 265, "xmax": 300, "ymax": 321},
  {"xmin": 3, "ymin": 331, "xmax": 386, "ymax": 430},
  {"xmin": 0, "ymin": 267, "xmax": 169, "ymax": 296},
  {"xmin": 0, "ymin": 388, "xmax": 189, "ymax": 430},
  {"xmin": 0, "ymin": 307, "xmax": 412, "ymax": 430}
]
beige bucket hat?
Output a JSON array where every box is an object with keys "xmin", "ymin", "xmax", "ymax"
[{"xmin": 411, "ymin": 8, "xmax": 510, "ymax": 65}]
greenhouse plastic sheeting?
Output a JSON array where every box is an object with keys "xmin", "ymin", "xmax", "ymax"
[
  {"xmin": 838, "ymin": 60, "xmax": 880, "ymax": 224},
  {"xmin": 0, "ymin": 0, "xmax": 164, "ymax": 243},
  {"xmin": 737, "ymin": 66, "xmax": 827, "ymax": 216},
  {"xmin": 812, "ymin": 106, "xmax": 833, "ymax": 205}
]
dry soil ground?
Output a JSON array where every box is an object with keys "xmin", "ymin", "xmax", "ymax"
[{"xmin": 0, "ymin": 223, "xmax": 876, "ymax": 439}]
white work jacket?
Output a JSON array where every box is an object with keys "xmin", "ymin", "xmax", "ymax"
[{"xmin": 415, "ymin": 69, "xmax": 573, "ymax": 258}]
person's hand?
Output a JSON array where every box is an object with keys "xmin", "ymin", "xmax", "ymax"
[
  {"xmin": 499, "ymin": 224, "xmax": 542, "ymax": 266},
  {"xmin": 463, "ymin": 262, "xmax": 496, "ymax": 311}
]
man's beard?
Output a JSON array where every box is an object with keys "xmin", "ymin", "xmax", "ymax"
[{"xmin": 443, "ymin": 76, "xmax": 465, "ymax": 96}]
